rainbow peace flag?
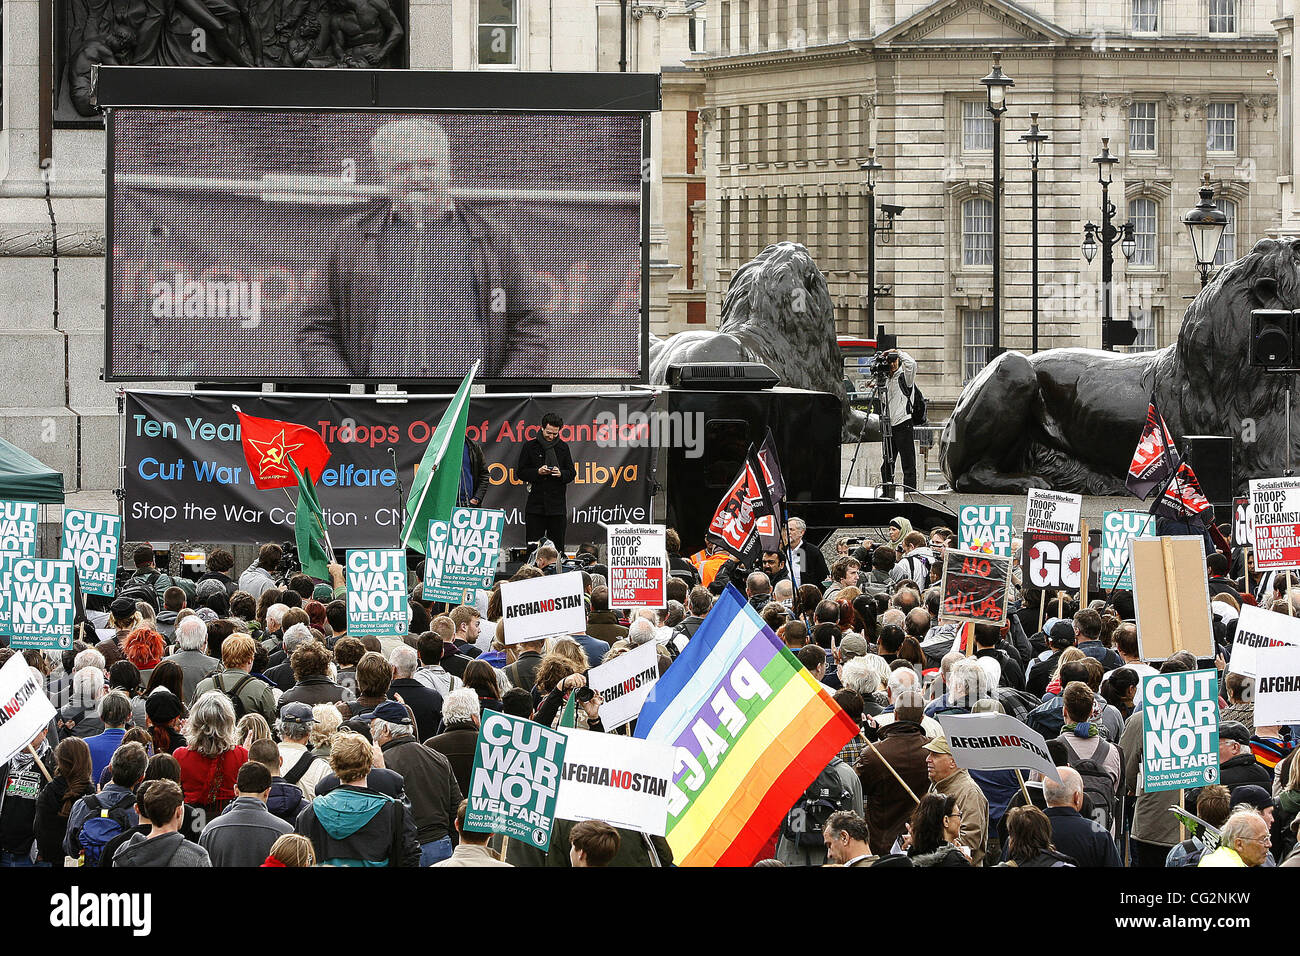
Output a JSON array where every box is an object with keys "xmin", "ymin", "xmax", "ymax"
[{"xmin": 634, "ymin": 586, "xmax": 858, "ymax": 866}]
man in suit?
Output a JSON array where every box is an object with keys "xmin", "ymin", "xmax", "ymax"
[{"xmin": 786, "ymin": 517, "xmax": 829, "ymax": 588}]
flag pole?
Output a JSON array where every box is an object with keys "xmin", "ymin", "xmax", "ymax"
[
  {"xmin": 286, "ymin": 465, "xmax": 335, "ymax": 569},
  {"xmin": 400, "ymin": 361, "xmax": 478, "ymax": 551}
]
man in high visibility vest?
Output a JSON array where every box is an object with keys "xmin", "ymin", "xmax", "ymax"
[{"xmin": 690, "ymin": 542, "xmax": 731, "ymax": 590}]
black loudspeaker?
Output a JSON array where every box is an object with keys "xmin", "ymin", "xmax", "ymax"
[
  {"xmin": 1180, "ymin": 435, "xmax": 1233, "ymax": 512},
  {"xmin": 1250, "ymin": 309, "xmax": 1296, "ymax": 368}
]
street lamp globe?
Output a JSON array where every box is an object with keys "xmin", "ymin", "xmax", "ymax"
[
  {"xmin": 1183, "ymin": 173, "xmax": 1229, "ymax": 270},
  {"xmin": 1091, "ymin": 137, "xmax": 1118, "ymax": 186},
  {"xmin": 1020, "ymin": 111, "xmax": 1048, "ymax": 161},
  {"xmin": 1082, "ymin": 224, "xmax": 1097, "ymax": 263},
  {"xmin": 981, "ymin": 52, "xmax": 1014, "ymax": 116},
  {"xmin": 860, "ymin": 147, "xmax": 883, "ymax": 190}
]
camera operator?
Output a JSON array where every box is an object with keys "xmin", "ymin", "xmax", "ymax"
[{"xmin": 877, "ymin": 348, "xmax": 918, "ymax": 497}]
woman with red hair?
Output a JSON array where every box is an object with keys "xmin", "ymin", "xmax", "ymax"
[{"xmin": 123, "ymin": 627, "xmax": 166, "ymax": 683}]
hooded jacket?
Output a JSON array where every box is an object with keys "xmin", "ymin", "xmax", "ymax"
[
  {"xmin": 295, "ymin": 784, "xmax": 420, "ymax": 867},
  {"xmin": 112, "ymin": 830, "xmax": 211, "ymax": 867}
]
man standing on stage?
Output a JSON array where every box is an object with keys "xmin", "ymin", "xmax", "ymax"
[{"xmin": 517, "ymin": 413, "xmax": 576, "ymax": 553}]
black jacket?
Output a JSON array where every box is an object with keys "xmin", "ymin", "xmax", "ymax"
[
  {"xmin": 379, "ymin": 736, "xmax": 461, "ymax": 844},
  {"xmin": 517, "ymin": 437, "xmax": 576, "ymax": 515},
  {"xmin": 295, "ymin": 784, "xmax": 420, "ymax": 867},
  {"xmin": 388, "ymin": 678, "xmax": 444, "ymax": 742},
  {"xmin": 975, "ymin": 647, "xmax": 1026, "ymax": 691},
  {"xmin": 460, "ymin": 439, "xmax": 490, "ymax": 506},
  {"xmin": 1044, "ymin": 806, "xmax": 1121, "ymax": 867},
  {"xmin": 297, "ymin": 201, "xmax": 545, "ymax": 378},
  {"xmin": 504, "ymin": 651, "xmax": 544, "ymax": 692}
]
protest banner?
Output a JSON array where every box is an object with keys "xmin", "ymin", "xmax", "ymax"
[
  {"xmin": 60, "ymin": 510, "xmax": 122, "ymax": 597},
  {"xmin": 1232, "ymin": 497, "xmax": 1253, "ymax": 549},
  {"xmin": 939, "ymin": 549, "xmax": 1010, "ymax": 626},
  {"xmin": 0, "ymin": 653, "xmax": 57, "ymax": 766},
  {"xmin": 1228, "ymin": 604, "xmax": 1300, "ymax": 679},
  {"xmin": 1021, "ymin": 530, "xmax": 1101, "ymax": 592},
  {"xmin": 936, "ymin": 712, "xmax": 1061, "ymax": 782},
  {"xmin": 1131, "ymin": 536, "xmax": 1214, "ymax": 660},
  {"xmin": 0, "ymin": 501, "xmax": 38, "ymax": 556},
  {"xmin": 1254, "ymin": 645, "xmax": 1300, "ymax": 727},
  {"xmin": 345, "ymin": 549, "xmax": 408, "ymax": 637},
  {"xmin": 958, "ymin": 504, "xmax": 1013, "ymax": 557},
  {"xmin": 585, "ymin": 639, "xmax": 660, "ymax": 731},
  {"xmin": 607, "ymin": 524, "xmax": 668, "ymax": 609},
  {"xmin": 1023, "ymin": 489, "xmax": 1082, "ymax": 536},
  {"xmin": 422, "ymin": 508, "xmax": 506, "ymax": 602},
  {"xmin": 6, "ymin": 559, "xmax": 75, "ymax": 651},
  {"xmin": 1250, "ymin": 477, "xmax": 1300, "ymax": 570},
  {"xmin": 1099, "ymin": 510, "xmax": 1156, "ymax": 591},
  {"xmin": 464, "ymin": 712, "xmax": 567, "ymax": 850},
  {"xmin": 499, "ymin": 571, "xmax": 586, "ymax": 645},
  {"xmin": 1141, "ymin": 669, "xmax": 1220, "ymax": 792},
  {"xmin": 634, "ymin": 586, "xmax": 857, "ymax": 867},
  {"xmin": 555, "ymin": 728, "xmax": 675, "ymax": 835},
  {"xmin": 124, "ymin": 391, "xmax": 654, "ymax": 549}
]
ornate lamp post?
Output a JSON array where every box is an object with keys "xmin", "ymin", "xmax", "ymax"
[
  {"xmin": 981, "ymin": 52, "xmax": 1014, "ymax": 356},
  {"xmin": 1081, "ymin": 138, "xmax": 1137, "ymax": 350},
  {"xmin": 1020, "ymin": 112, "xmax": 1048, "ymax": 353},
  {"xmin": 1182, "ymin": 173, "xmax": 1229, "ymax": 288}
]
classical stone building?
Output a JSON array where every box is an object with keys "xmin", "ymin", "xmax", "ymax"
[
  {"xmin": 694, "ymin": 0, "xmax": 1280, "ymax": 411},
  {"xmin": 0, "ymin": 0, "xmax": 706, "ymax": 497}
]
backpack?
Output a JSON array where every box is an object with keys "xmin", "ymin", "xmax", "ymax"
[
  {"xmin": 1025, "ymin": 695, "xmax": 1065, "ymax": 740},
  {"xmin": 212, "ymin": 673, "xmax": 256, "ymax": 721},
  {"xmin": 76, "ymin": 795, "xmax": 133, "ymax": 867},
  {"xmin": 118, "ymin": 570, "xmax": 169, "ymax": 611},
  {"xmin": 782, "ymin": 759, "xmax": 855, "ymax": 848},
  {"xmin": 1057, "ymin": 735, "xmax": 1120, "ymax": 833},
  {"xmin": 862, "ymin": 570, "xmax": 892, "ymax": 599},
  {"xmin": 906, "ymin": 381, "xmax": 928, "ymax": 427}
]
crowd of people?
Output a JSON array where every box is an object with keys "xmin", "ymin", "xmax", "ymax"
[{"xmin": 0, "ymin": 514, "xmax": 1292, "ymax": 869}]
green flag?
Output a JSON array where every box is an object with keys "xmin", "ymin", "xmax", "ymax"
[
  {"xmin": 400, "ymin": 362, "xmax": 479, "ymax": 553},
  {"xmin": 558, "ymin": 687, "xmax": 579, "ymax": 729},
  {"xmin": 288, "ymin": 457, "xmax": 331, "ymax": 581}
]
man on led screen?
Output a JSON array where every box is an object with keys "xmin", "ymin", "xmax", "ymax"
[{"xmin": 297, "ymin": 117, "xmax": 545, "ymax": 378}]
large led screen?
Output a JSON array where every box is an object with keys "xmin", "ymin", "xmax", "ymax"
[{"xmin": 108, "ymin": 108, "xmax": 646, "ymax": 382}]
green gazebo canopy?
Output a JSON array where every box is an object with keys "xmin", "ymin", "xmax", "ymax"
[{"xmin": 0, "ymin": 436, "xmax": 64, "ymax": 504}]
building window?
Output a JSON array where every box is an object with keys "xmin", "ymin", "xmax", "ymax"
[
  {"xmin": 962, "ymin": 309, "xmax": 997, "ymax": 382},
  {"xmin": 1214, "ymin": 198, "xmax": 1237, "ymax": 266},
  {"xmin": 962, "ymin": 198, "xmax": 993, "ymax": 266},
  {"xmin": 739, "ymin": 0, "xmax": 750, "ymax": 48},
  {"xmin": 1208, "ymin": 0, "xmax": 1235, "ymax": 33},
  {"xmin": 478, "ymin": 0, "xmax": 518, "ymax": 67},
  {"xmin": 720, "ymin": 1, "xmax": 731, "ymax": 51},
  {"xmin": 1206, "ymin": 102, "xmax": 1236, "ymax": 152},
  {"xmin": 1128, "ymin": 198, "xmax": 1158, "ymax": 267},
  {"xmin": 1129, "ymin": 101, "xmax": 1157, "ymax": 153},
  {"xmin": 962, "ymin": 100, "xmax": 992, "ymax": 151},
  {"xmin": 1132, "ymin": 0, "xmax": 1158, "ymax": 31},
  {"xmin": 1122, "ymin": 306, "xmax": 1160, "ymax": 353}
]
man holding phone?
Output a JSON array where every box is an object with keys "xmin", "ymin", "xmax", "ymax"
[{"xmin": 517, "ymin": 412, "xmax": 577, "ymax": 554}]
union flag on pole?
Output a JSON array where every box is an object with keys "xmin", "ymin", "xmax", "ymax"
[
  {"xmin": 1126, "ymin": 400, "xmax": 1179, "ymax": 500},
  {"xmin": 1153, "ymin": 461, "xmax": 1215, "ymax": 525},
  {"xmin": 234, "ymin": 407, "xmax": 331, "ymax": 490}
]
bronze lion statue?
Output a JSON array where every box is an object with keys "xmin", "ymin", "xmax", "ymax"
[
  {"xmin": 649, "ymin": 241, "xmax": 869, "ymax": 440},
  {"xmin": 940, "ymin": 237, "xmax": 1300, "ymax": 495}
]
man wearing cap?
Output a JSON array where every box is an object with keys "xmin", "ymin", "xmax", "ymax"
[
  {"xmin": 1206, "ymin": 722, "xmax": 1273, "ymax": 797},
  {"xmin": 923, "ymin": 735, "xmax": 989, "ymax": 866},
  {"xmin": 1026, "ymin": 620, "xmax": 1076, "ymax": 699},
  {"xmin": 275, "ymin": 702, "xmax": 330, "ymax": 801},
  {"xmin": 367, "ymin": 700, "xmax": 462, "ymax": 866},
  {"xmin": 198, "ymin": 761, "xmax": 293, "ymax": 867}
]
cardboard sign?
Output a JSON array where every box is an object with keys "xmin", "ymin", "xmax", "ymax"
[
  {"xmin": 6, "ymin": 559, "xmax": 76, "ymax": 651},
  {"xmin": 0, "ymin": 501, "xmax": 38, "ymax": 557},
  {"xmin": 1232, "ymin": 497, "xmax": 1253, "ymax": 549},
  {"xmin": 345, "ymin": 549, "xmax": 409, "ymax": 637},
  {"xmin": 1250, "ymin": 477, "xmax": 1300, "ymax": 570},
  {"xmin": 60, "ymin": 510, "xmax": 122, "ymax": 597},
  {"xmin": 937, "ymin": 712, "xmax": 1061, "ymax": 782},
  {"xmin": 939, "ymin": 549, "xmax": 1010, "ymax": 626},
  {"xmin": 607, "ymin": 524, "xmax": 668, "ymax": 609},
  {"xmin": 1021, "ymin": 530, "xmax": 1101, "ymax": 591},
  {"xmin": 1023, "ymin": 489, "xmax": 1082, "ymax": 536},
  {"xmin": 1228, "ymin": 604, "xmax": 1300, "ymax": 679},
  {"xmin": 1255, "ymin": 645, "xmax": 1300, "ymax": 727},
  {"xmin": 499, "ymin": 571, "xmax": 586, "ymax": 645},
  {"xmin": 555, "ymin": 728, "xmax": 675, "ymax": 835},
  {"xmin": 422, "ymin": 508, "xmax": 506, "ymax": 602},
  {"xmin": 958, "ymin": 504, "xmax": 1013, "ymax": 557},
  {"xmin": 0, "ymin": 653, "xmax": 57, "ymax": 766},
  {"xmin": 1099, "ymin": 511, "xmax": 1156, "ymax": 591},
  {"xmin": 585, "ymin": 639, "xmax": 661, "ymax": 731},
  {"xmin": 464, "ymin": 712, "xmax": 566, "ymax": 850},
  {"xmin": 1141, "ymin": 670, "xmax": 1220, "ymax": 792},
  {"xmin": 1130, "ymin": 536, "xmax": 1214, "ymax": 660}
]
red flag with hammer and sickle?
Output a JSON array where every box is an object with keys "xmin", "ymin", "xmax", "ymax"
[{"xmin": 234, "ymin": 407, "xmax": 331, "ymax": 490}]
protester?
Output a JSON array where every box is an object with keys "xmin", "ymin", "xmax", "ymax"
[
  {"xmin": 1199, "ymin": 809, "xmax": 1273, "ymax": 867},
  {"xmin": 568, "ymin": 820, "xmax": 621, "ymax": 867},
  {"xmin": 64, "ymin": 742, "xmax": 146, "ymax": 865},
  {"xmin": 198, "ymin": 761, "xmax": 293, "ymax": 866},
  {"xmin": 112, "ymin": 780, "xmax": 211, "ymax": 867},
  {"xmin": 1042, "ymin": 767, "xmax": 1121, "ymax": 866},
  {"xmin": 173, "ymin": 691, "xmax": 249, "ymax": 822},
  {"xmin": 922, "ymin": 736, "xmax": 988, "ymax": 865},
  {"xmin": 84, "ymin": 690, "xmax": 132, "ymax": 783},
  {"xmin": 262, "ymin": 833, "xmax": 317, "ymax": 867},
  {"xmin": 999, "ymin": 805, "xmax": 1076, "ymax": 867},
  {"xmin": 33, "ymin": 736, "xmax": 93, "ymax": 865},
  {"xmin": 905, "ymin": 793, "xmax": 970, "ymax": 866},
  {"xmin": 388, "ymin": 644, "xmax": 444, "ymax": 741},
  {"xmin": 425, "ymin": 689, "xmax": 480, "ymax": 795},
  {"xmin": 433, "ymin": 799, "xmax": 512, "ymax": 867},
  {"xmin": 855, "ymin": 687, "xmax": 930, "ymax": 855},
  {"xmin": 193, "ymin": 633, "xmax": 278, "ymax": 726}
]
